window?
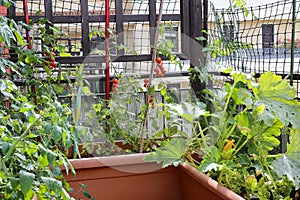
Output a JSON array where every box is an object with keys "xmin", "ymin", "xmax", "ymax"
[
  {"xmin": 166, "ymin": 83, "xmax": 181, "ymax": 103},
  {"xmin": 223, "ymin": 24, "xmax": 234, "ymax": 42},
  {"xmin": 262, "ymin": 24, "xmax": 274, "ymax": 48},
  {"xmin": 164, "ymin": 26, "xmax": 179, "ymax": 52}
]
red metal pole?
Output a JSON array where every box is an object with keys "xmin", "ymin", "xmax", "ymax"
[
  {"xmin": 23, "ymin": 0, "xmax": 37, "ymax": 105},
  {"xmin": 105, "ymin": 0, "xmax": 110, "ymax": 100}
]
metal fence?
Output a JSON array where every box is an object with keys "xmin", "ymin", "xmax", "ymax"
[
  {"xmin": 207, "ymin": 0, "xmax": 300, "ymax": 96},
  {"xmin": 7, "ymin": 0, "xmax": 209, "ymax": 136},
  {"xmin": 9, "ymin": 0, "xmax": 207, "ymax": 95}
]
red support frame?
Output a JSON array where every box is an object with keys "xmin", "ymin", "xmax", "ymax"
[
  {"xmin": 23, "ymin": 0, "xmax": 37, "ymax": 106},
  {"xmin": 105, "ymin": 0, "xmax": 110, "ymax": 100}
]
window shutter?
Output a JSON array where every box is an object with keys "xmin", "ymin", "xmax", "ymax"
[{"xmin": 262, "ymin": 24, "xmax": 274, "ymax": 48}]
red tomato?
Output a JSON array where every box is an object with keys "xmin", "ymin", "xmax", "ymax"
[
  {"xmin": 45, "ymin": 51, "xmax": 56, "ymax": 57},
  {"xmin": 157, "ymin": 61, "xmax": 163, "ymax": 69},
  {"xmin": 156, "ymin": 57, "xmax": 162, "ymax": 63},
  {"xmin": 157, "ymin": 72, "xmax": 164, "ymax": 77},
  {"xmin": 113, "ymin": 79, "xmax": 118, "ymax": 84},
  {"xmin": 149, "ymin": 95, "xmax": 153, "ymax": 102},
  {"xmin": 50, "ymin": 62, "xmax": 57, "ymax": 69}
]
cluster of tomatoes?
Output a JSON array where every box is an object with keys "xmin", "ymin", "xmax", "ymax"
[
  {"xmin": 154, "ymin": 57, "xmax": 166, "ymax": 77},
  {"xmin": 112, "ymin": 78, "xmax": 118, "ymax": 93},
  {"xmin": 45, "ymin": 51, "xmax": 57, "ymax": 70},
  {"xmin": 143, "ymin": 80, "xmax": 154, "ymax": 109},
  {"xmin": 148, "ymin": 95, "xmax": 154, "ymax": 109},
  {"xmin": 143, "ymin": 79, "xmax": 149, "ymax": 88}
]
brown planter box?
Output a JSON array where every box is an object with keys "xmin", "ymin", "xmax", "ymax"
[{"xmin": 63, "ymin": 153, "xmax": 244, "ymax": 200}]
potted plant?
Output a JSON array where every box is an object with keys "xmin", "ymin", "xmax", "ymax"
[{"xmin": 145, "ymin": 69, "xmax": 300, "ymax": 199}]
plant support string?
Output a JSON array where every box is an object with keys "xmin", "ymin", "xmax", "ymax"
[{"xmin": 139, "ymin": 0, "xmax": 164, "ymax": 153}]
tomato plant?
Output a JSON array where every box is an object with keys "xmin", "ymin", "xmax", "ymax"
[{"xmin": 0, "ymin": 2, "xmax": 80, "ymax": 199}]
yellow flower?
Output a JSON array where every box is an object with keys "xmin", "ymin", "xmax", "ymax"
[
  {"xmin": 223, "ymin": 139, "xmax": 235, "ymax": 152},
  {"xmin": 222, "ymin": 139, "xmax": 235, "ymax": 159}
]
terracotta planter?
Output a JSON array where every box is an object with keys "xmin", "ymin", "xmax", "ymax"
[{"xmin": 63, "ymin": 153, "xmax": 244, "ymax": 200}]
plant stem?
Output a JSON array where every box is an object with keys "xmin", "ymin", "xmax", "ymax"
[
  {"xmin": 216, "ymin": 81, "xmax": 237, "ymax": 148},
  {"xmin": 220, "ymin": 81, "xmax": 237, "ymax": 127},
  {"xmin": 218, "ymin": 122, "xmax": 237, "ymax": 149},
  {"xmin": 0, "ymin": 115, "xmax": 42, "ymax": 170},
  {"xmin": 263, "ymin": 156, "xmax": 278, "ymax": 193},
  {"xmin": 232, "ymin": 138, "xmax": 249, "ymax": 157},
  {"xmin": 139, "ymin": 0, "xmax": 164, "ymax": 153},
  {"xmin": 196, "ymin": 121, "xmax": 208, "ymax": 149}
]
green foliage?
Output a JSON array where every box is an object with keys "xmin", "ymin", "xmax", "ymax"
[
  {"xmin": 233, "ymin": 0, "xmax": 249, "ymax": 17},
  {"xmin": 145, "ymin": 69, "xmax": 300, "ymax": 199},
  {"xmin": 272, "ymin": 128, "xmax": 300, "ymax": 190},
  {"xmin": 94, "ymin": 75, "xmax": 185, "ymax": 153},
  {"xmin": 272, "ymin": 155, "xmax": 300, "ymax": 190},
  {"xmin": 143, "ymin": 138, "xmax": 187, "ymax": 168},
  {"xmin": 0, "ymin": 6, "xmax": 78, "ymax": 199},
  {"xmin": 257, "ymin": 72, "xmax": 300, "ymax": 128}
]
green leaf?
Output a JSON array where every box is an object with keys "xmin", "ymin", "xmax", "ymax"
[
  {"xmin": 249, "ymin": 119, "xmax": 284, "ymax": 154},
  {"xmin": 287, "ymin": 128, "xmax": 300, "ymax": 154},
  {"xmin": 245, "ymin": 175, "xmax": 257, "ymax": 192},
  {"xmin": 61, "ymin": 188, "xmax": 71, "ymax": 199},
  {"xmin": 254, "ymin": 119, "xmax": 284, "ymax": 153},
  {"xmin": 230, "ymin": 71, "xmax": 249, "ymax": 84},
  {"xmin": 19, "ymin": 170, "xmax": 35, "ymax": 196},
  {"xmin": 198, "ymin": 146, "xmax": 222, "ymax": 172},
  {"xmin": 160, "ymin": 87, "xmax": 167, "ymax": 97},
  {"xmin": 257, "ymin": 72, "xmax": 300, "ymax": 128},
  {"xmin": 24, "ymin": 54, "xmax": 36, "ymax": 64},
  {"xmin": 10, "ymin": 177, "xmax": 19, "ymax": 190},
  {"xmin": 272, "ymin": 154, "xmax": 300, "ymax": 190},
  {"xmin": 235, "ymin": 112, "xmax": 252, "ymax": 136},
  {"xmin": 13, "ymin": 30, "xmax": 24, "ymax": 45},
  {"xmin": 39, "ymin": 154, "xmax": 49, "ymax": 167},
  {"xmin": 59, "ymin": 52, "xmax": 72, "ymax": 57},
  {"xmin": 167, "ymin": 102, "xmax": 207, "ymax": 123},
  {"xmin": 47, "ymin": 150, "xmax": 56, "ymax": 165},
  {"xmin": 24, "ymin": 189, "xmax": 35, "ymax": 200},
  {"xmin": 41, "ymin": 177, "xmax": 62, "ymax": 195},
  {"xmin": 52, "ymin": 126, "xmax": 62, "ymax": 142},
  {"xmin": 82, "ymin": 86, "xmax": 91, "ymax": 95},
  {"xmin": 44, "ymin": 123, "xmax": 52, "ymax": 134},
  {"xmin": 232, "ymin": 87, "xmax": 252, "ymax": 108},
  {"xmin": 195, "ymin": 36, "xmax": 206, "ymax": 41},
  {"xmin": 143, "ymin": 138, "xmax": 186, "ymax": 168},
  {"xmin": 83, "ymin": 190, "xmax": 91, "ymax": 198}
]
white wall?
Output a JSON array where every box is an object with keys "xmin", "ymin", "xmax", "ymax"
[{"xmin": 210, "ymin": 0, "xmax": 280, "ymax": 9}]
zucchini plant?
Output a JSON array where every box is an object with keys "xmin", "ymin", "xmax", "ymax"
[{"xmin": 145, "ymin": 69, "xmax": 300, "ymax": 199}]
